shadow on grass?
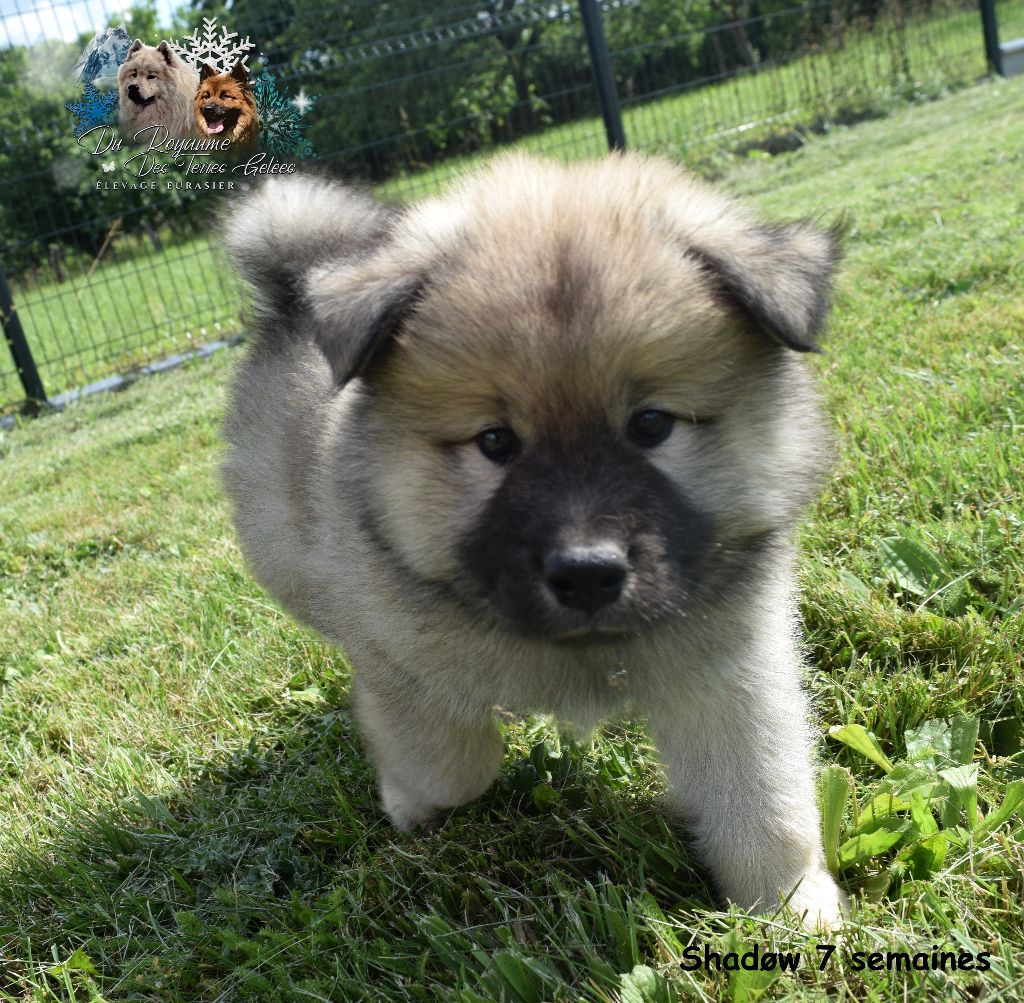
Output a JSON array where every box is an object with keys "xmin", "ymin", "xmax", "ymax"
[{"xmin": 0, "ymin": 707, "xmax": 708, "ymax": 1000}]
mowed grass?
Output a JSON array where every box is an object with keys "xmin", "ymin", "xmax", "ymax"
[
  {"xmin": 1, "ymin": 236, "xmax": 241, "ymax": 412},
  {"xmin": 1, "ymin": 77, "xmax": 1023, "ymax": 1001},
  {"xmin": 5, "ymin": 0, "xmax": 1014, "ymax": 412}
]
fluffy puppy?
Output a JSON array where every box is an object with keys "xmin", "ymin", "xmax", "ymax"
[
  {"xmin": 221, "ymin": 153, "xmax": 846, "ymax": 929},
  {"xmin": 195, "ymin": 63, "xmax": 259, "ymax": 147},
  {"xmin": 117, "ymin": 39, "xmax": 197, "ymax": 141}
]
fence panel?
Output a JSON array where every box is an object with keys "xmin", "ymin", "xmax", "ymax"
[
  {"xmin": 605, "ymin": 0, "xmax": 987, "ymax": 164},
  {"xmin": 0, "ymin": 0, "xmax": 1004, "ymax": 416}
]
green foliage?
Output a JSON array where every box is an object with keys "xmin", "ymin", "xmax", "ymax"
[
  {"xmin": 0, "ymin": 44, "xmax": 107, "ymax": 272},
  {"xmin": 119, "ymin": 0, "xmax": 162, "ymax": 45},
  {"xmin": 823, "ymin": 715, "xmax": 1023, "ymax": 896}
]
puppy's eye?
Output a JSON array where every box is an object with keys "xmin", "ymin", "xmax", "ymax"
[
  {"xmin": 147, "ymin": 73, "xmax": 156, "ymax": 79},
  {"xmin": 476, "ymin": 426, "xmax": 520, "ymax": 465},
  {"xmin": 627, "ymin": 409, "xmax": 676, "ymax": 447},
  {"xmin": 201, "ymin": 91, "xmax": 210, "ymax": 99}
]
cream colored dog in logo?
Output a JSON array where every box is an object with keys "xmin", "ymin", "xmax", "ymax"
[{"xmin": 117, "ymin": 39, "xmax": 198, "ymax": 141}]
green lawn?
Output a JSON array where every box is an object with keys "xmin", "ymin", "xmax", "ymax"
[
  {"xmin": 0, "ymin": 77, "xmax": 1022, "ymax": 1001},
  {"xmin": 7, "ymin": 0, "xmax": 1021, "ymax": 414},
  {"xmin": 1000, "ymin": 0, "xmax": 1024, "ymax": 39}
]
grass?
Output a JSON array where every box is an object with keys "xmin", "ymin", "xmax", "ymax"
[
  {"xmin": 7, "ymin": 0, "xmax": 1021, "ymax": 413},
  {"xmin": 1001, "ymin": 0, "xmax": 1024, "ymax": 39},
  {"xmin": 1, "ymin": 75, "xmax": 1023, "ymax": 1002}
]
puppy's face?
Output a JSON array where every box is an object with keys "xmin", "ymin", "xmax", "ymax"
[{"xmin": 294, "ymin": 156, "xmax": 837, "ymax": 643}]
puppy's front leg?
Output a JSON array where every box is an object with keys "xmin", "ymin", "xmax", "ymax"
[
  {"xmin": 647, "ymin": 667, "xmax": 844, "ymax": 930},
  {"xmin": 353, "ymin": 666, "xmax": 504, "ymax": 831}
]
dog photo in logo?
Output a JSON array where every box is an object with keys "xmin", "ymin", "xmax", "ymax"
[
  {"xmin": 222, "ymin": 153, "xmax": 846, "ymax": 929},
  {"xmin": 117, "ymin": 39, "xmax": 198, "ymax": 141},
  {"xmin": 195, "ymin": 63, "xmax": 259, "ymax": 147}
]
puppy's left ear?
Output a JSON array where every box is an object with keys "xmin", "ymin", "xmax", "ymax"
[
  {"xmin": 229, "ymin": 62, "xmax": 249, "ymax": 86},
  {"xmin": 690, "ymin": 218, "xmax": 843, "ymax": 353},
  {"xmin": 156, "ymin": 40, "xmax": 175, "ymax": 66}
]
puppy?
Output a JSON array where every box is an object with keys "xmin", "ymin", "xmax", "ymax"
[
  {"xmin": 221, "ymin": 153, "xmax": 846, "ymax": 929},
  {"xmin": 195, "ymin": 63, "xmax": 259, "ymax": 147},
  {"xmin": 117, "ymin": 39, "xmax": 198, "ymax": 141}
]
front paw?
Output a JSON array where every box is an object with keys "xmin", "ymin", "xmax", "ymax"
[
  {"xmin": 379, "ymin": 779, "xmax": 444, "ymax": 833},
  {"xmin": 784, "ymin": 869, "xmax": 848, "ymax": 933}
]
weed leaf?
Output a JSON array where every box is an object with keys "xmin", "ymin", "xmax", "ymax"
[
  {"xmin": 838, "ymin": 820, "xmax": 908, "ymax": 866},
  {"xmin": 619, "ymin": 964, "xmax": 676, "ymax": 1003},
  {"xmin": 819, "ymin": 765, "xmax": 853, "ymax": 875},
  {"xmin": 828, "ymin": 723, "xmax": 895, "ymax": 773},
  {"xmin": 948, "ymin": 716, "xmax": 979, "ymax": 765},
  {"xmin": 939, "ymin": 764, "xmax": 979, "ymax": 830},
  {"xmin": 877, "ymin": 536, "xmax": 947, "ymax": 596}
]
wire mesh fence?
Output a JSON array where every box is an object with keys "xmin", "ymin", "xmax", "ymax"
[{"xmin": 0, "ymin": 0, "xmax": 1011, "ymax": 415}]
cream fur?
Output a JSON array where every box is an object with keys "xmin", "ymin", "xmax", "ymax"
[
  {"xmin": 118, "ymin": 40, "xmax": 198, "ymax": 142},
  {"xmin": 221, "ymin": 153, "xmax": 846, "ymax": 930}
]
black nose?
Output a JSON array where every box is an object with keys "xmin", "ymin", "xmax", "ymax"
[{"xmin": 543, "ymin": 545, "xmax": 628, "ymax": 614}]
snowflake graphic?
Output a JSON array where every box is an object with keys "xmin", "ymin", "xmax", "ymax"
[
  {"xmin": 251, "ymin": 71, "xmax": 317, "ymax": 159},
  {"xmin": 172, "ymin": 17, "xmax": 255, "ymax": 75},
  {"xmin": 65, "ymin": 81, "xmax": 119, "ymax": 138}
]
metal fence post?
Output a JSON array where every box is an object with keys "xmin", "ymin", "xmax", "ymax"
[
  {"xmin": 578, "ymin": 0, "xmax": 627, "ymax": 150},
  {"xmin": 979, "ymin": 0, "xmax": 1004, "ymax": 76},
  {"xmin": 0, "ymin": 261, "xmax": 48, "ymax": 412}
]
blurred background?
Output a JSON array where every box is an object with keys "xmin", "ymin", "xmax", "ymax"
[{"xmin": 2, "ymin": 0, "xmax": 1020, "ymax": 415}]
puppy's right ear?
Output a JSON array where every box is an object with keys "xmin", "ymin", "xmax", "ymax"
[
  {"xmin": 307, "ymin": 258, "xmax": 423, "ymax": 386},
  {"xmin": 224, "ymin": 176, "xmax": 416, "ymax": 385}
]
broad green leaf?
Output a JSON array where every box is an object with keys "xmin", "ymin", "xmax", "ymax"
[
  {"xmin": 488, "ymin": 951, "xmax": 546, "ymax": 1003},
  {"xmin": 48, "ymin": 947, "xmax": 99, "ymax": 978},
  {"xmin": 720, "ymin": 932, "xmax": 782, "ymax": 1003},
  {"xmin": 819, "ymin": 765, "xmax": 852, "ymax": 875},
  {"xmin": 837, "ymin": 820, "xmax": 908, "ymax": 866},
  {"xmin": 732, "ymin": 965, "xmax": 781, "ymax": 1003},
  {"xmin": 900, "ymin": 831, "xmax": 948, "ymax": 879},
  {"xmin": 877, "ymin": 536, "xmax": 947, "ymax": 596},
  {"xmin": 949, "ymin": 716, "xmax": 980, "ymax": 765},
  {"xmin": 859, "ymin": 872, "xmax": 893, "ymax": 901},
  {"xmin": 133, "ymin": 791, "xmax": 176, "ymax": 823},
  {"xmin": 828, "ymin": 723, "xmax": 895, "ymax": 774},
  {"xmin": 904, "ymin": 719, "xmax": 951, "ymax": 767},
  {"xmin": 620, "ymin": 964, "xmax": 676, "ymax": 1003},
  {"xmin": 532, "ymin": 783, "xmax": 560, "ymax": 811},
  {"xmin": 839, "ymin": 570, "xmax": 872, "ymax": 598},
  {"xmin": 879, "ymin": 763, "xmax": 942, "ymax": 798},
  {"xmin": 855, "ymin": 791, "xmax": 916, "ymax": 829},
  {"xmin": 907, "ymin": 791, "xmax": 939, "ymax": 838},
  {"xmin": 939, "ymin": 764, "xmax": 979, "ymax": 830}
]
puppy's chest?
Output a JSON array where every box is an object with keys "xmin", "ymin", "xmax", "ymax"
[{"xmin": 450, "ymin": 637, "xmax": 643, "ymax": 726}]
